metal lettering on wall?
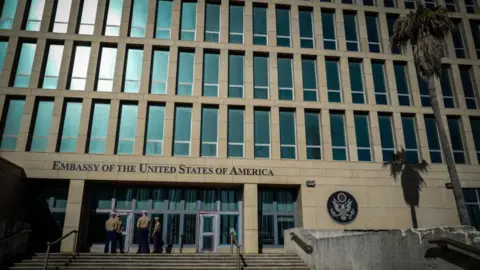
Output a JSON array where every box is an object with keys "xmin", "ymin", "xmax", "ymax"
[
  {"xmin": 327, "ymin": 191, "xmax": 358, "ymax": 225},
  {"xmin": 52, "ymin": 161, "xmax": 274, "ymax": 176}
]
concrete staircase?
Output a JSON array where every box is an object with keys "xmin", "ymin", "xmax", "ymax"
[{"xmin": 8, "ymin": 253, "xmax": 311, "ymax": 269}]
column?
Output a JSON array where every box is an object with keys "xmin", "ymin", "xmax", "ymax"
[
  {"xmin": 60, "ymin": 180, "xmax": 85, "ymax": 252},
  {"xmin": 317, "ymin": 55, "xmax": 328, "ymax": 103},
  {"xmin": 166, "ymin": 46, "xmax": 178, "ymax": 97},
  {"xmin": 345, "ymin": 110, "xmax": 358, "ymax": 162},
  {"xmin": 369, "ymin": 112, "xmax": 383, "ymax": 162},
  {"xmin": 67, "ymin": 0, "xmax": 81, "ymax": 34},
  {"xmin": 218, "ymin": 49, "xmax": 228, "ymax": 99},
  {"xmin": 291, "ymin": 4, "xmax": 300, "ymax": 49},
  {"xmin": 134, "ymin": 101, "xmax": 147, "ymax": 156},
  {"xmin": 193, "ymin": 47, "xmax": 203, "ymax": 97},
  {"xmin": 139, "ymin": 44, "xmax": 153, "ymax": 94},
  {"xmin": 385, "ymin": 60, "xmax": 398, "ymax": 106},
  {"xmin": 245, "ymin": 106, "xmax": 254, "ymax": 159},
  {"xmin": 267, "ymin": 3, "xmax": 276, "ymax": 47},
  {"xmin": 269, "ymin": 52, "xmax": 278, "ymax": 101},
  {"xmin": 57, "ymin": 40, "xmax": 74, "ymax": 90},
  {"xmin": 218, "ymin": 104, "xmax": 228, "ymax": 159},
  {"xmin": 196, "ymin": 0, "xmax": 206, "ymax": 42},
  {"xmin": 363, "ymin": 59, "xmax": 376, "ymax": 105},
  {"xmin": 85, "ymin": 42, "xmax": 100, "ymax": 91},
  {"xmin": 299, "ymin": 185, "xmax": 316, "ymax": 229},
  {"xmin": 94, "ymin": 0, "xmax": 107, "ymax": 36},
  {"xmin": 271, "ymin": 106, "xmax": 280, "ymax": 160},
  {"xmin": 162, "ymin": 102, "xmax": 174, "ymax": 157},
  {"xmin": 340, "ymin": 57, "xmax": 352, "ymax": 104},
  {"xmin": 293, "ymin": 54, "xmax": 303, "ymax": 102},
  {"xmin": 76, "ymin": 98, "xmax": 92, "ymax": 153},
  {"xmin": 29, "ymin": 39, "xmax": 47, "ymax": 89},
  {"xmin": 313, "ymin": 5, "xmax": 323, "ymax": 51},
  {"xmin": 244, "ymin": 50, "xmax": 254, "ymax": 99},
  {"xmin": 244, "ymin": 1, "xmax": 253, "ymax": 45},
  {"xmin": 112, "ymin": 43, "xmax": 126, "ymax": 93},
  {"xmin": 322, "ymin": 110, "xmax": 333, "ymax": 161},
  {"xmin": 416, "ymin": 113, "xmax": 430, "ymax": 163},
  {"xmin": 119, "ymin": 0, "xmax": 131, "ymax": 37},
  {"xmin": 191, "ymin": 103, "xmax": 201, "ymax": 157},
  {"xmin": 105, "ymin": 99, "xmax": 119, "ymax": 154},
  {"xmin": 243, "ymin": 184, "xmax": 258, "ymax": 254},
  {"xmin": 0, "ymin": 38, "xmax": 18, "ymax": 87},
  {"xmin": 357, "ymin": 11, "xmax": 369, "ymax": 53},
  {"xmin": 46, "ymin": 97, "xmax": 64, "ymax": 153},
  {"xmin": 296, "ymin": 108, "xmax": 307, "ymax": 161}
]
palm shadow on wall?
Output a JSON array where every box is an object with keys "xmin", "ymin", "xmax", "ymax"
[{"xmin": 383, "ymin": 148, "xmax": 429, "ymax": 228}]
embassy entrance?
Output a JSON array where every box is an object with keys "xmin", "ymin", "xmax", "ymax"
[{"xmin": 85, "ymin": 183, "xmax": 242, "ymax": 253}]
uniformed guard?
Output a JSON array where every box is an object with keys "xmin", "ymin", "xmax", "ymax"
[
  {"xmin": 152, "ymin": 217, "xmax": 162, "ymax": 253},
  {"xmin": 104, "ymin": 212, "xmax": 118, "ymax": 253},
  {"xmin": 115, "ymin": 214, "xmax": 125, "ymax": 253},
  {"xmin": 136, "ymin": 210, "xmax": 150, "ymax": 254}
]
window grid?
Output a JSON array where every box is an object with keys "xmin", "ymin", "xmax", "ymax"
[
  {"xmin": 452, "ymin": 21, "xmax": 467, "ymax": 58},
  {"xmin": 322, "ymin": 10, "xmax": 337, "ymax": 50},
  {"xmin": 404, "ymin": 0, "xmax": 415, "ymax": 9},
  {"xmin": 372, "ymin": 62, "xmax": 389, "ymax": 105},
  {"xmin": 254, "ymin": 109, "xmax": 271, "ymax": 159},
  {"xmin": 384, "ymin": 0, "xmax": 396, "ymax": 8},
  {"xmin": 444, "ymin": 0, "xmax": 456, "ymax": 12},
  {"xmin": 424, "ymin": 0, "xmax": 436, "ymax": 9},
  {"xmin": 366, "ymin": 14, "xmax": 381, "ymax": 53},
  {"xmin": 279, "ymin": 110, "xmax": 297, "ymax": 159},
  {"xmin": 378, "ymin": 113, "xmax": 396, "ymax": 162},
  {"xmin": 276, "ymin": 7, "xmax": 291, "ymax": 47},
  {"xmin": 205, "ymin": 3, "xmax": 220, "ymax": 43},
  {"xmin": 344, "ymin": 13, "xmax": 359, "ymax": 52},
  {"xmin": 440, "ymin": 66, "xmax": 456, "ymax": 108},
  {"xmin": 52, "ymin": 0, "xmax": 72, "ymax": 33},
  {"xmin": 229, "ymin": 5, "xmax": 244, "ymax": 44},
  {"xmin": 326, "ymin": 59, "xmax": 342, "ymax": 103},
  {"xmin": 305, "ymin": 111, "xmax": 322, "ymax": 160},
  {"xmin": 104, "ymin": 0, "xmax": 123, "ymax": 36},
  {"xmin": 253, "ymin": 6, "xmax": 268, "ymax": 46},
  {"xmin": 299, "ymin": 9, "xmax": 315, "ymax": 49},
  {"xmin": 466, "ymin": 0, "xmax": 476, "ymax": 14},
  {"xmin": 349, "ymin": 60, "xmax": 366, "ymax": 104}
]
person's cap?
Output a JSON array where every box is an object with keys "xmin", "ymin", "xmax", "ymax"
[
  {"xmin": 110, "ymin": 212, "xmax": 116, "ymax": 216},
  {"xmin": 115, "ymin": 213, "xmax": 120, "ymax": 217},
  {"xmin": 154, "ymin": 217, "xmax": 159, "ymax": 220},
  {"xmin": 141, "ymin": 210, "xmax": 147, "ymax": 214}
]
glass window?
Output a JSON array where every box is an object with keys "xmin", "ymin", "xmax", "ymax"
[
  {"xmin": 24, "ymin": 0, "xmax": 45, "ymax": 31},
  {"xmin": 228, "ymin": 107, "xmax": 244, "ymax": 158},
  {"xmin": 116, "ymin": 104, "xmax": 138, "ymax": 155},
  {"xmin": 404, "ymin": 0, "xmax": 415, "ymax": 9},
  {"xmin": 0, "ymin": 0, "xmax": 17, "ymax": 29},
  {"xmin": 155, "ymin": 0, "xmax": 172, "ymax": 39},
  {"xmin": 259, "ymin": 189, "xmax": 296, "ymax": 247},
  {"xmin": 424, "ymin": 0, "xmax": 436, "ymax": 9},
  {"xmin": 68, "ymin": 44, "xmax": 91, "ymax": 91},
  {"xmin": 279, "ymin": 110, "xmax": 296, "ymax": 159},
  {"xmin": 200, "ymin": 106, "xmax": 218, "ymax": 157},
  {"xmin": 459, "ymin": 66, "xmax": 478, "ymax": 109},
  {"xmin": 452, "ymin": 20, "xmax": 466, "ymax": 58},
  {"xmin": 0, "ymin": 98, "xmax": 25, "ymax": 150},
  {"xmin": 0, "ymin": 41, "xmax": 8, "ymax": 72},
  {"xmin": 88, "ymin": 102, "xmax": 110, "ymax": 154},
  {"xmin": 205, "ymin": 3, "xmax": 220, "ymax": 42},
  {"xmin": 13, "ymin": 42, "xmax": 36, "ymax": 88},
  {"xmin": 176, "ymin": 51, "xmax": 194, "ymax": 96},
  {"xmin": 470, "ymin": 20, "xmax": 480, "ymax": 58},
  {"xmin": 278, "ymin": 56, "xmax": 293, "ymax": 100},
  {"xmin": 424, "ymin": 115, "xmax": 442, "ymax": 163},
  {"xmin": 418, "ymin": 75, "xmax": 430, "ymax": 107},
  {"xmin": 354, "ymin": 113, "xmax": 371, "ymax": 161},
  {"xmin": 384, "ymin": 0, "xmax": 396, "ymax": 8},
  {"xmin": 276, "ymin": 7, "xmax": 291, "ymax": 47},
  {"xmin": 52, "ymin": 0, "xmax": 72, "ymax": 33},
  {"xmin": 322, "ymin": 10, "xmax": 336, "ymax": 50},
  {"xmin": 129, "ymin": 0, "xmax": 147, "ymax": 37},
  {"xmin": 78, "ymin": 0, "xmax": 98, "ymax": 35},
  {"xmin": 466, "ymin": 0, "xmax": 476, "ymax": 14},
  {"xmin": 41, "ymin": 44, "xmax": 64, "ymax": 89},
  {"xmin": 366, "ymin": 14, "xmax": 381, "ymax": 53},
  {"xmin": 151, "ymin": 49, "xmax": 169, "ymax": 94},
  {"xmin": 387, "ymin": 15, "xmax": 400, "ymax": 54},
  {"xmin": 394, "ymin": 62, "xmax": 411, "ymax": 106},
  {"xmin": 344, "ymin": 13, "xmax": 359, "ymax": 52},
  {"xmin": 228, "ymin": 53, "xmax": 244, "ymax": 98},
  {"xmin": 378, "ymin": 113, "xmax": 395, "ymax": 162},
  {"xmin": 401, "ymin": 115, "xmax": 419, "ymax": 163},
  {"xmin": 254, "ymin": 108, "xmax": 270, "ymax": 158},
  {"xmin": 173, "ymin": 105, "xmax": 192, "ymax": 156},
  {"xmin": 145, "ymin": 104, "xmax": 165, "ymax": 155},
  {"xmin": 440, "ymin": 66, "xmax": 456, "ymax": 108},
  {"xmin": 254, "ymin": 55, "xmax": 269, "ymax": 99},
  {"xmin": 349, "ymin": 60, "xmax": 365, "ymax": 104},
  {"xmin": 299, "ymin": 9, "xmax": 314, "ymax": 48},
  {"xmin": 326, "ymin": 59, "xmax": 341, "ymax": 103},
  {"xmin": 444, "ymin": 0, "xmax": 456, "ymax": 12},
  {"xmin": 220, "ymin": 215, "xmax": 239, "ymax": 245},
  {"xmin": 305, "ymin": 111, "xmax": 321, "ymax": 160},
  {"xmin": 96, "ymin": 46, "xmax": 117, "ymax": 92},
  {"xmin": 29, "ymin": 100, "xmax": 53, "ymax": 152},
  {"xmin": 447, "ymin": 117, "xmax": 466, "ymax": 164},
  {"xmin": 302, "ymin": 58, "xmax": 317, "ymax": 102},
  {"xmin": 180, "ymin": 1, "xmax": 196, "ymax": 41},
  {"xmin": 372, "ymin": 62, "xmax": 389, "ymax": 105},
  {"xmin": 463, "ymin": 188, "xmax": 480, "ymax": 230},
  {"xmin": 203, "ymin": 52, "xmax": 219, "ymax": 97},
  {"xmin": 59, "ymin": 101, "xmax": 82, "ymax": 153},
  {"xmin": 104, "ymin": 0, "xmax": 123, "ymax": 36},
  {"xmin": 330, "ymin": 111, "xmax": 347, "ymax": 161},
  {"xmin": 363, "ymin": 0, "xmax": 375, "ymax": 6},
  {"xmin": 470, "ymin": 117, "xmax": 480, "ymax": 163},
  {"xmin": 229, "ymin": 5, "xmax": 243, "ymax": 44},
  {"xmin": 253, "ymin": 6, "xmax": 267, "ymax": 45},
  {"xmin": 123, "ymin": 48, "xmax": 143, "ymax": 93}
]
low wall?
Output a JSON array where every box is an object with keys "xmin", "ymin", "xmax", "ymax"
[{"xmin": 285, "ymin": 227, "xmax": 480, "ymax": 270}]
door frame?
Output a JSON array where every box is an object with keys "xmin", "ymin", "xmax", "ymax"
[{"xmin": 198, "ymin": 212, "xmax": 218, "ymax": 252}]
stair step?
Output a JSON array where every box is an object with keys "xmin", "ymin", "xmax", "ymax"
[{"xmin": 10, "ymin": 267, "xmax": 310, "ymax": 270}]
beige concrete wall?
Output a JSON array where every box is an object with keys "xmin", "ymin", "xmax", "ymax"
[{"xmin": 60, "ymin": 179, "xmax": 85, "ymax": 252}]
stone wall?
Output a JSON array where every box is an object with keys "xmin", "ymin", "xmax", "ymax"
[
  {"xmin": 285, "ymin": 227, "xmax": 480, "ymax": 270},
  {"xmin": 0, "ymin": 157, "xmax": 27, "ymax": 222}
]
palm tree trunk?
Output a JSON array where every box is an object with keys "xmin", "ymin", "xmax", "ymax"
[
  {"xmin": 428, "ymin": 76, "xmax": 471, "ymax": 226},
  {"xmin": 410, "ymin": 205, "xmax": 418, "ymax": 228}
]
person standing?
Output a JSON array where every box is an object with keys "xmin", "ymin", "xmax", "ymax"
[
  {"xmin": 104, "ymin": 212, "xmax": 118, "ymax": 253},
  {"xmin": 136, "ymin": 210, "xmax": 150, "ymax": 254},
  {"xmin": 152, "ymin": 217, "xmax": 162, "ymax": 253},
  {"xmin": 115, "ymin": 214, "xmax": 125, "ymax": 253}
]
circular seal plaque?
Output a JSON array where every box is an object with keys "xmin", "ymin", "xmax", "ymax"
[{"xmin": 327, "ymin": 191, "xmax": 358, "ymax": 225}]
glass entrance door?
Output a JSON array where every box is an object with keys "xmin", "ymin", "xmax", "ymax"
[
  {"xmin": 199, "ymin": 214, "xmax": 217, "ymax": 252},
  {"xmin": 117, "ymin": 212, "xmax": 133, "ymax": 252}
]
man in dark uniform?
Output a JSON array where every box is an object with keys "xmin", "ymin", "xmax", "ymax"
[
  {"xmin": 152, "ymin": 217, "xmax": 162, "ymax": 253},
  {"xmin": 104, "ymin": 212, "xmax": 118, "ymax": 253},
  {"xmin": 115, "ymin": 213, "xmax": 125, "ymax": 253},
  {"xmin": 136, "ymin": 210, "xmax": 150, "ymax": 253}
]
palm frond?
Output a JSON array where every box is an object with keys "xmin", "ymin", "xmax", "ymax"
[
  {"xmin": 413, "ymin": 36, "xmax": 444, "ymax": 78},
  {"xmin": 390, "ymin": 12, "xmax": 415, "ymax": 51}
]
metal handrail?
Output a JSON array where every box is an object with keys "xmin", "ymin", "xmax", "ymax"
[
  {"xmin": 428, "ymin": 237, "xmax": 480, "ymax": 257},
  {"xmin": 290, "ymin": 232, "xmax": 313, "ymax": 254},
  {"xmin": 0, "ymin": 229, "xmax": 32, "ymax": 244},
  {"xmin": 229, "ymin": 232, "xmax": 242, "ymax": 270},
  {"xmin": 43, "ymin": 230, "xmax": 78, "ymax": 270}
]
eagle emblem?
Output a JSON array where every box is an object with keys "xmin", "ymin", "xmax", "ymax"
[{"xmin": 327, "ymin": 191, "xmax": 358, "ymax": 224}]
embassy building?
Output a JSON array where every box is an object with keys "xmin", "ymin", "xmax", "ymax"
[{"xmin": 2, "ymin": 0, "xmax": 480, "ymax": 254}]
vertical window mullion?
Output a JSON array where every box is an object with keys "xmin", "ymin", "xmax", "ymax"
[{"xmin": 0, "ymin": 98, "xmax": 25, "ymax": 150}]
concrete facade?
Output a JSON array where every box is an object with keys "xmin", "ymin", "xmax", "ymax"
[{"xmin": 1, "ymin": 0, "xmax": 480, "ymax": 253}]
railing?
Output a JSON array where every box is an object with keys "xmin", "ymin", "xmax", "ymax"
[
  {"xmin": 43, "ymin": 230, "xmax": 78, "ymax": 270},
  {"xmin": 290, "ymin": 231, "xmax": 313, "ymax": 254},
  {"xmin": 230, "ymin": 232, "xmax": 242, "ymax": 270},
  {"xmin": 428, "ymin": 237, "xmax": 480, "ymax": 257},
  {"xmin": 0, "ymin": 229, "xmax": 32, "ymax": 265}
]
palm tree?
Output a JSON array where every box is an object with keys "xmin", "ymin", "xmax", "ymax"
[{"xmin": 390, "ymin": 2, "xmax": 471, "ymax": 225}]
